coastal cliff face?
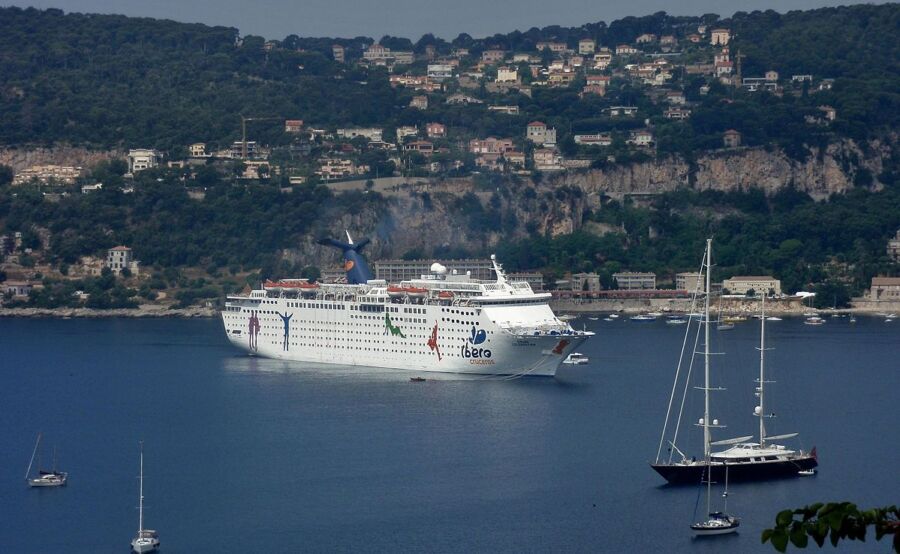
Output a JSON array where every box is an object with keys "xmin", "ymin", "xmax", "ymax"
[
  {"xmin": 0, "ymin": 146, "xmax": 122, "ymax": 172},
  {"xmin": 555, "ymin": 138, "xmax": 892, "ymax": 202},
  {"xmin": 283, "ymin": 138, "xmax": 894, "ymax": 268}
]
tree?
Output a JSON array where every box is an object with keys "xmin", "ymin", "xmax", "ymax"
[
  {"xmin": 762, "ymin": 503, "xmax": 899, "ymax": 552},
  {"xmin": 0, "ymin": 164, "xmax": 13, "ymax": 186}
]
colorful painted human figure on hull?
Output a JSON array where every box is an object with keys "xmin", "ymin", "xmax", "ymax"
[{"xmin": 277, "ymin": 312, "xmax": 293, "ymax": 351}]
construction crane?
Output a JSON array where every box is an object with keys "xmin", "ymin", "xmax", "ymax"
[{"xmin": 240, "ymin": 115, "xmax": 280, "ymax": 159}]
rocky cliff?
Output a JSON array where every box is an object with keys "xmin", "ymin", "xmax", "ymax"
[
  {"xmin": 555, "ymin": 138, "xmax": 892, "ymax": 203},
  {"xmin": 0, "ymin": 145, "xmax": 123, "ymax": 172}
]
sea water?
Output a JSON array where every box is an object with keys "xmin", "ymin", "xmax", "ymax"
[{"xmin": 1, "ymin": 316, "xmax": 897, "ymax": 552}]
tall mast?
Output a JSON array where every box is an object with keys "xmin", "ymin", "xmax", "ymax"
[
  {"xmin": 138, "ymin": 442, "xmax": 144, "ymax": 534},
  {"xmin": 25, "ymin": 433, "xmax": 41, "ymax": 480},
  {"xmin": 703, "ymin": 238, "xmax": 712, "ymax": 459},
  {"xmin": 758, "ymin": 295, "xmax": 767, "ymax": 446}
]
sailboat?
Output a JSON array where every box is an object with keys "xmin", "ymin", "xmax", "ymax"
[
  {"xmin": 25, "ymin": 433, "xmax": 67, "ymax": 487},
  {"xmin": 692, "ymin": 464, "xmax": 740, "ymax": 536},
  {"xmin": 652, "ymin": 241, "xmax": 818, "ymax": 484},
  {"xmin": 131, "ymin": 442, "xmax": 160, "ymax": 554}
]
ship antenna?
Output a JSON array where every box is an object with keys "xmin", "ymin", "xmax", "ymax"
[
  {"xmin": 345, "ymin": 230, "xmax": 354, "ymax": 245},
  {"xmin": 490, "ymin": 254, "xmax": 507, "ymax": 285}
]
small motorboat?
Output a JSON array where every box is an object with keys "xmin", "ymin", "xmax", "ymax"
[
  {"xmin": 766, "ymin": 316, "xmax": 782, "ymax": 321},
  {"xmin": 609, "ymin": 314, "xmax": 620, "ymax": 319},
  {"xmin": 797, "ymin": 469, "xmax": 817, "ymax": 476},
  {"xmin": 630, "ymin": 314, "xmax": 656, "ymax": 322},
  {"xmin": 409, "ymin": 377, "xmax": 426, "ymax": 382},
  {"xmin": 666, "ymin": 318, "xmax": 688, "ymax": 325},
  {"xmin": 603, "ymin": 317, "xmax": 614, "ymax": 322},
  {"xmin": 563, "ymin": 353, "xmax": 589, "ymax": 365},
  {"xmin": 717, "ymin": 323, "xmax": 735, "ymax": 331},
  {"xmin": 804, "ymin": 316, "xmax": 826, "ymax": 325},
  {"xmin": 588, "ymin": 317, "xmax": 599, "ymax": 321}
]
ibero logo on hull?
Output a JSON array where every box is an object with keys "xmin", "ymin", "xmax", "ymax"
[{"xmin": 462, "ymin": 325, "xmax": 494, "ymax": 364}]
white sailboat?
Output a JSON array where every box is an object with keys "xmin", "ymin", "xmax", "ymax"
[
  {"xmin": 131, "ymin": 442, "xmax": 160, "ymax": 553},
  {"xmin": 690, "ymin": 239, "xmax": 740, "ymax": 536},
  {"xmin": 25, "ymin": 433, "xmax": 67, "ymax": 487}
]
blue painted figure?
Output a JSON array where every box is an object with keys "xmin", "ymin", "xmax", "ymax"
[{"xmin": 276, "ymin": 312, "xmax": 293, "ymax": 351}]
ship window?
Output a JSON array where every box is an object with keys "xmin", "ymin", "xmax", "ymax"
[{"xmin": 764, "ymin": 456, "xmax": 777, "ymax": 460}]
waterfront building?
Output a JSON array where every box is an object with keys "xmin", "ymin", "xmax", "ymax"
[
  {"xmin": 613, "ymin": 272, "xmax": 657, "ymax": 290},
  {"xmin": 675, "ymin": 272, "xmax": 704, "ymax": 294},
  {"xmin": 722, "ymin": 276, "xmax": 782, "ymax": 296},
  {"xmin": 869, "ymin": 277, "xmax": 900, "ymax": 301}
]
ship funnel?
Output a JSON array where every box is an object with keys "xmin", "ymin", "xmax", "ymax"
[{"xmin": 318, "ymin": 233, "xmax": 375, "ymax": 284}]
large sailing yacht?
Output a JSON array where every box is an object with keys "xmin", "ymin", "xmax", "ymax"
[{"xmin": 651, "ymin": 240, "xmax": 817, "ymax": 484}]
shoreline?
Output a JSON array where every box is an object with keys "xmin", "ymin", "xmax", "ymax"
[{"xmin": 0, "ymin": 305, "xmax": 217, "ymax": 318}]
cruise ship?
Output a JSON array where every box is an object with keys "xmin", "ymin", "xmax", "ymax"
[{"xmin": 221, "ymin": 234, "xmax": 593, "ymax": 376}]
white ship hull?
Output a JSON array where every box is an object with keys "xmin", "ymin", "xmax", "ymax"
[{"xmin": 223, "ymin": 299, "xmax": 588, "ymax": 376}]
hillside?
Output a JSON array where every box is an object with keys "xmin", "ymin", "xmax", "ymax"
[
  {"xmin": 0, "ymin": 5, "xmax": 898, "ymax": 151},
  {"xmin": 1, "ymin": 5, "xmax": 899, "ymax": 310}
]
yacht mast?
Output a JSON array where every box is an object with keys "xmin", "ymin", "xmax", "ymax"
[
  {"xmin": 703, "ymin": 238, "xmax": 712, "ymax": 459},
  {"xmin": 138, "ymin": 442, "xmax": 144, "ymax": 535},
  {"xmin": 758, "ymin": 295, "xmax": 767, "ymax": 447}
]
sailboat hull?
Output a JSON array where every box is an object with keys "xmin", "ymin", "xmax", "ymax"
[{"xmin": 651, "ymin": 455, "xmax": 818, "ymax": 484}]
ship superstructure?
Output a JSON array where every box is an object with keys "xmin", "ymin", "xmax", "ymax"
[{"xmin": 222, "ymin": 237, "xmax": 592, "ymax": 376}]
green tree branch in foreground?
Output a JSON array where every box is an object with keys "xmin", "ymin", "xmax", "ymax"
[{"xmin": 762, "ymin": 503, "xmax": 899, "ymax": 552}]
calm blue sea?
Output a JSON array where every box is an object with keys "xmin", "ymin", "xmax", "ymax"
[{"xmin": 1, "ymin": 315, "xmax": 897, "ymax": 553}]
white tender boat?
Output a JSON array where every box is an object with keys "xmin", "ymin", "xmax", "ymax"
[{"xmin": 563, "ymin": 352, "xmax": 589, "ymax": 365}]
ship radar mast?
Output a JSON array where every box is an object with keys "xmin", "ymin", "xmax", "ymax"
[{"xmin": 490, "ymin": 254, "xmax": 508, "ymax": 285}]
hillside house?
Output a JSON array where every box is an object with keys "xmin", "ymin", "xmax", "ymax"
[
  {"xmin": 427, "ymin": 64, "xmax": 453, "ymax": 80},
  {"xmin": 127, "ymin": 149, "xmax": 161, "ymax": 173},
  {"xmin": 533, "ymin": 148, "xmax": 563, "ymax": 171},
  {"xmin": 189, "ymin": 143, "xmax": 208, "ymax": 157},
  {"xmin": 284, "ymin": 119, "xmax": 304, "ymax": 133},
  {"xmin": 396, "ymin": 126, "xmax": 419, "ymax": 141},
  {"xmin": 403, "ymin": 141, "xmax": 434, "ymax": 156},
  {"xmin": 711, "ymin": 28, "xmax": 731, "ymax": 45},
  {"xmin": 723, "ymin": 129, "xmax": 742, "ymax": 148},
  {"xmin": 526, "ymin": 121, "xmax": 557, "ymax": 146},
  {"xmin": 426, "ymin": 122, "xmax": 446, "ymax": 138},
  {"xmin": 409, "ymin": 95, "xmax": 428, "ymax": 110},
  {"xmin": 574, "ymin": 133, "xmax": 612, "ymax": 146},
  {"xmin": 106, "ymin": 246, "xmax": 140, "ymax": 275},
  {"xmin": 578, "ymin": 39, "xmax": 596, "ymax": 54},
  {"xmin": 481, "ymin": 49, "xmax": 506, "ymax": 63},
  {"xmin": 496, "ymin": 66, "xmax": 519, "ymax": 83},
  {"xmin": 469, "ymin": 137, "xmax": 515, "ymax": 154}
]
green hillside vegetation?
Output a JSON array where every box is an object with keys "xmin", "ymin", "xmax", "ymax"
[
  {"xmin": 496, "ymin": 176, "xmax": 900, "ymax": 303},
  {"xmin": 0, "ymin": 5, "xmax": 897, "ymax": 153},
  {"xmin": 1, "ymin": 5, "xmax": 899, "ymax": 308}
]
